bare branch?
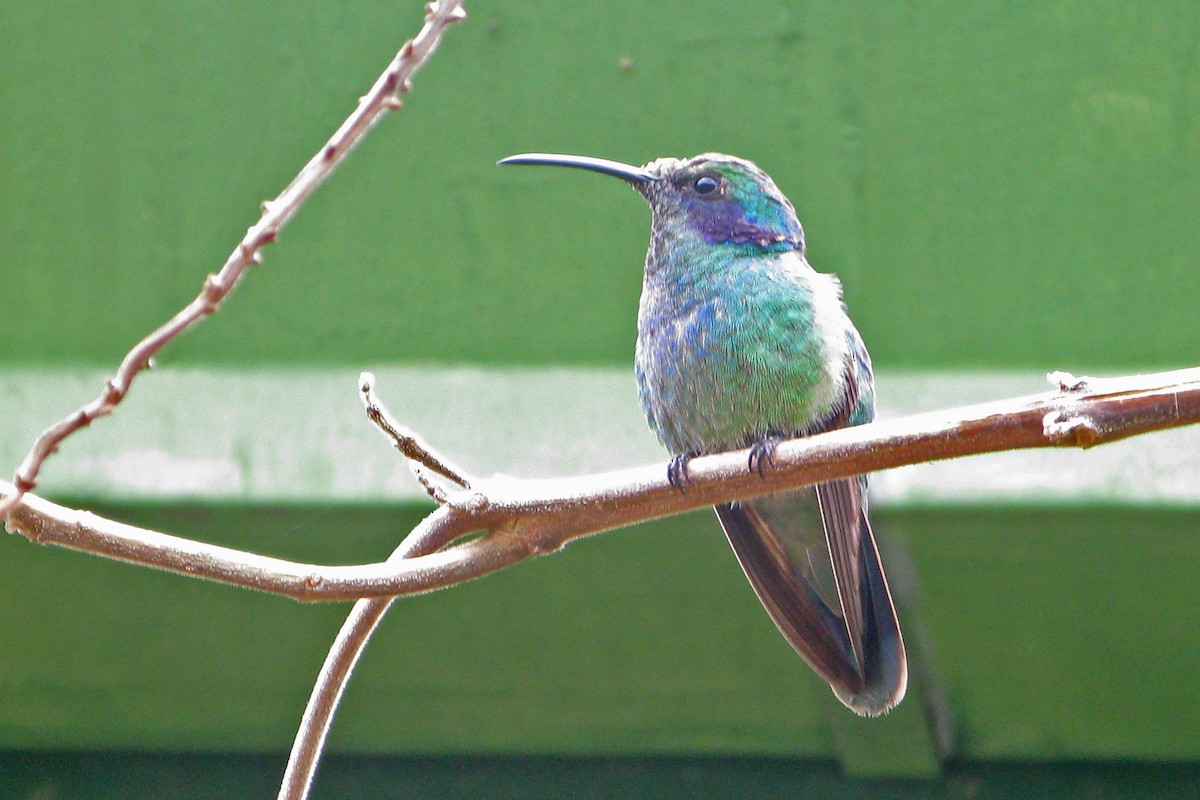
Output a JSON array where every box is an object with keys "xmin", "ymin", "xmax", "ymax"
[
  {"xmin": 6, "ymin": 366, "xmax": 1200, "ymax": 602},
  {"xmin": 0, "ymin": 0, "xmax": 468, "ymax": 519},
  {"xmin": 280, "ymin": 598, "xmax": 395, "ymax": 800},
  {"xmin": 277, "ymin": 516, "xmax": 466, "ymax": 800},
  {"xmin": 281, "ymin": 364, "xmax": 1200, "ymax": 799},
  {"xmin": 282, "ymin": 371, "xmax": 499, "ymax": 800},
  {"xmin": 5, "ymin": 365, "xmax": 1198, "ymax": 800},
  {"xmin": 360, "ymin": 371, "xmax": 475, "ymax": 490}
]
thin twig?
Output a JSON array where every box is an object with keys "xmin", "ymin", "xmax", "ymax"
[
  {"xmin": 360, "ymin": 371, "xmax": 475, "ymax": 489},
  {"xmin": 0, "ymin": 0, "xmax": 468, "ymax": 519},
  {"xmin": 7, "ymin": 366, "xmax": 1200, "ymax": 601}
]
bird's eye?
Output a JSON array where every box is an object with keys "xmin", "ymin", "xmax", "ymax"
[{"xmin": 693, "ymin": 175, "xmax": 719, "ymax": 195}]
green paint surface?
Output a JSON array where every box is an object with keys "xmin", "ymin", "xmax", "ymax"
[
  {"xmin": 2, "ymin": 0, "xmax": 1199, "ymax": 787},
  {"xmin": 2, "ymin": 505, "xmax": 1198, "ymax": 763},
  {"xmin": 4, "ymin": 754, "xmax": 1200, "ymax": 800},
  {"xmin": 3, "ymin": 1, "xmax": 1198, "ymax": 368}
]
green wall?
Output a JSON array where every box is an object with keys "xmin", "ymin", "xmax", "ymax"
[
  {"xmin": 4, "ymin": 1, "xmax": 1198, "ymax": 368},
  {"xmin": 2, "ymin": 1, "xmax": 1199, "ymax": 797}
]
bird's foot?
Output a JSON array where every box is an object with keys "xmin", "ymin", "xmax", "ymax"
[
  {"xmin": 748, "ymin": 436, "xmax": 782, "ymax": 478},
  {"xmin": 667, "ymin": 452, "xmax": 697, "ymax": 491}
]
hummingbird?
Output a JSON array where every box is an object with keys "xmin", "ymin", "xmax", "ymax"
[{"xmin": 499, "ymin": 152, "xmax": 907, "ymax": 716}]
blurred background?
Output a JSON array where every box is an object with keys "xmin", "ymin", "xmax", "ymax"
[{"xmin": 2, "ymin": 1, "xmax": 1199, "ymax": 797}]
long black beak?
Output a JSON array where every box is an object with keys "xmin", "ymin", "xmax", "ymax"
[{"xmin": 498, "ymin": 153, "xmax": 656, "ymax": 184}]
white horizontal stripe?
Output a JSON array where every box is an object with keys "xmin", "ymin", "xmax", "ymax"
[{"xmin": 1, "ymin": 366, "xmax": 1195, "ymax": 505}]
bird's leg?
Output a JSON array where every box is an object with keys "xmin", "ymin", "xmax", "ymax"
[
  {"xmin": 748, "ymin": 436, "xmax": 783, "ymax": 478},
  {"xmin": 667, "ymin": 452, "xmax": 698, "ymax": 491}
]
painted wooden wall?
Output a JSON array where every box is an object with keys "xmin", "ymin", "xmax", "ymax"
[{"xmin": 3, "ymin": 1, "xmax": 1198, "ymax": 796}]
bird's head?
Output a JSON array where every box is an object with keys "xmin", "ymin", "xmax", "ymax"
[{"xmin": 500, "ymin": 152, "xmax": 805, "ymax": 253}]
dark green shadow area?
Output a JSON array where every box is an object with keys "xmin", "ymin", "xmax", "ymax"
[
  {"xmin": 3, "ymin": 753, "xmax": 1200, "ymax": 800},
  {"xmin": 4, "ymin": 502, "xmax": 1198, "ymax": 765}
]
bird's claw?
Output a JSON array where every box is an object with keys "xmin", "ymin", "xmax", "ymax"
[
  {"xmin": 667, "ymin": 453, "xmax": 696, "ymax": 491},
  {"xmin": 748, "ymin": 437, "xmax": 781, "ymax": 478}
]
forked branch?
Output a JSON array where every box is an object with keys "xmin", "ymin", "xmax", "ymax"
[
  {"xmin": 245, "ymin": 365, "xmax": 1200, "ymax": 800},
  {"xmin": 0, "ymin": 0, "xmax": 468, "ymax": 519},
  {"xmin": 8, "ymin": 366, "xmax": 1199, "ymax": 800},
  {"xmin": 6, "ymin": 366, "xmax": 1200, "ymax": 602}
]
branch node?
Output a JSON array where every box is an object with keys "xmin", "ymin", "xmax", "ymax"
[
  {"xmin": 383, "ymin": 97, "xmax": 404, "ymax": 110},
  {"xmin": 1042, "ymin": 409, "xmax": 1102, "ymax": 448},
  {"xmin": 21, "ymin": 518, "xmax": 43, "ymax": 544},
  {"xmin": 428, "ymin": 1, "xmax": 468, "ymax": 22},
  {"xmin": 520, "ymin": 528, "xmax": 567, "ymax": 556},
  {"xmin": 101, "ymin": 379, "xmax": 126, "ymax": 409},
  {"xmin": 457, "ymin": 489, "xmax": 489, "ymax": 513},
  {"xmin": 412, "ymin": 467, "xmax": 488, "ymax": 512},
  {"xmin": 202, "ymin": 273, "xmax": 224, "ymax": 297},
  {"xmin": 1049, "ymin": 370, "xmax": 1091, "ymax": 393}
]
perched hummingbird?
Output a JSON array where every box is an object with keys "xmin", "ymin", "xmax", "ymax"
[{"xmin": 500, "ymin": 152, "xmax": 907, "ymax": 716}]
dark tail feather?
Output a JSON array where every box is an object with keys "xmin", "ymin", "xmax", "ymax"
[
  {"xmin": 835, "ymin": 508, "xmax": 907, "ymax": 715},
  {"xmin": 716, "ymin": 492, "xmax": 907, "ymax": 716}
]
